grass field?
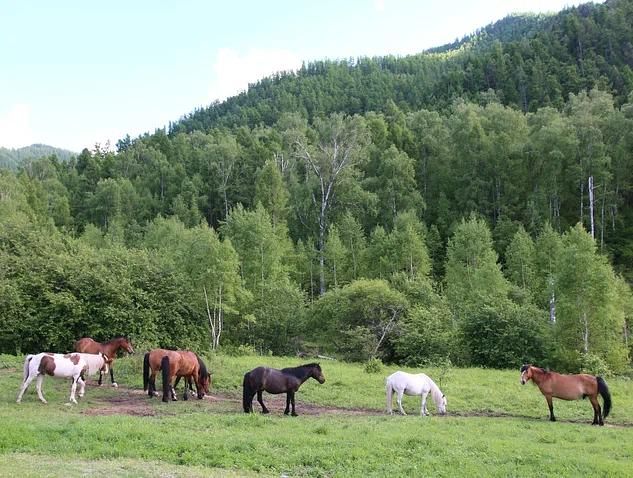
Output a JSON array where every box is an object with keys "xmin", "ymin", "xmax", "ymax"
[{"xmin": 1, "ymin": 353, "xmax": 633, "ymax": 477}]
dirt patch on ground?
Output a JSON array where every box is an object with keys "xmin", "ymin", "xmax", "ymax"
[
  {"xmin": 83, "ymin": 387, "xmax": 157, "ymax": 417},
  {"xmin": 83, "ymin": 384, "xmax": 381, "ymax": 417}
]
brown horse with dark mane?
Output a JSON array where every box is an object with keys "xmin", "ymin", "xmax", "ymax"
[
  {"xmin": 243, "ymin": 363, "xmax": 325, "ymax": 416},
  {"xmin": 520, "ymin": 364, "xmax": 611, "ymax": 425},
  {"xmin": 143, "ymin": 349, "xmax": 210, "ymax": 402},
  {"xmin": 74, "ymin": 337, "xmax": 134, "ymax": 387}
]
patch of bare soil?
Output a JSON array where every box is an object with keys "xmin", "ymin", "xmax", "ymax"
[
  {"xmin": 82, "ymin": 384, "xmax": 382, "ymax": 418},
  {"xmin": 83, "ymin": 388, "xmax": 156, "ymax": 417}
]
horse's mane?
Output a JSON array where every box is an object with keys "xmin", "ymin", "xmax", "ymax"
[
  {"xmin": 522, "ymin": 364, "xmax": 549, "ymax": 374},
  {"xmin": 281, "ymin": 363, "xmax": 321, "ymax": 378},
  {"xmin": 197, "ymin": 356, "xmax": 209, "ymax": 379}
]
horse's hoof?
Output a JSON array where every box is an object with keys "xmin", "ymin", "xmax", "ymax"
[
  {"xmin": 291, "ymin": 413, "xmax": 298, "ymax": 417},
  {"xmin": 262, "ymin": 410, "xmax": 270, "ymax": 414},
  {"xmin": 112, "ymin": 383, "xmax": 118, "ymax": 388}
]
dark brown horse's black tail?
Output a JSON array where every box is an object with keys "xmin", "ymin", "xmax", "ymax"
[
  {"xmin": 161, "ymin": 355, "xmax": 170, "ymax": 402},
  {"xmin": 597, "ymin": 376, "xmax": 611, "ymax": 419},
  {"xmin": 242, "ymin": 372, "xmax": 252, "ymax": 413},
  {"xmin": 142, "ymin": 352, "xmax": 150, "ymax": 391}
]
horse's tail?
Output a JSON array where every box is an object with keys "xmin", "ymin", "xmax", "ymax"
[
  {"xmin": 597, "ymin": 376, "xmax": 611, "ymax": 419},
  {"xmin": 385, "ymin": 377, "xmax": 393, "ymax": 413},
  {"xmin": 23, "ymin": 354, "xmax": 34, "ymax": 382},
  {"xmin": 161, "ymin": 355, "xmax": 170, "ymax": 402},
  {"xmin": 242, "ymin": 372, "xmax": 252, "ymax": 413},
  {"xmin": 142, "ymin": 352, "xmax": 150, "ymax": 391}
]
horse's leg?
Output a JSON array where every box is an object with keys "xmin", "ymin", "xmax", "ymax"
[
  {"xmin": 78, "ymin": 376, "xmax": 86, "ymax": 398},
  {"xmin": 397, "ymin": 390, "xmax": 406, "ymax": 415},
  {"xmin": 545, "ymin": 395, "xmax": 555, "ymax": 421},
  {"xmin": 257, "ymin": 390, "xmax": 269, "ymax": 414},
  {"xmin": 16, "ymin": 373, "xmax": 36, "ymax": 403},
  {"xmin": 284, "ymin": 392, "xmax": 291, "ymax": 415},
  {"xmin": 290, "ymin": 392, "xmax": 297, "ymax": 417},
  {"xmin": 69, "ymin": 375, "xmax": 79, "ymax": 404},
  {"xmin": 110, "ymin": 365, "xmax": 117, "ymax": 388},
  {"xmin": 182, "ymin": 377, "xmax": 189, "ymax": 401},
  {"xmin": 171, "ymin": 383, "xmax": 178, "ymax": 401},
  {"xmin": 35, "ymin": 375, "xmax": 47, "ymax": 404},
  {"xmin": 149, "ymin": 371, "xmax": 159, "ymax": 397},
  {"xmin": 98, "ymin": 369, "xmax": 103, "ymax": 386},
  {"xmin": 421, "ymin": 392, "xmax": 429, "ymax": 416},
  {"xmin": 589, "ymin": 395, "xmax": 602, "ymax": 425}
]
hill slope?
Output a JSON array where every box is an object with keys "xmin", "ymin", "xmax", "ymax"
[
  {"xmin": 170, "ymin": 0, "xmax": 632, "ymax": 135},
  {"xmin": 0, "ymin": 144, "xmax": 76, "ymax": 169}
]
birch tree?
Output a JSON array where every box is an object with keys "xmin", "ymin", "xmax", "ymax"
[{"xmin": 291, "ymin": 113, "xmax": 369, "ymax": 295}]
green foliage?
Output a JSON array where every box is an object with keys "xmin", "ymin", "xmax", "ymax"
[
  {"xmin": 364, "ymin": 357, "xmax": 384, "ymax": 374},
  {"xmin": 460, "ymin": 303, "xmax": 549, "ymax": 369},
  {"xmin": 308, "ymin": 279, "xmax": 409, "ymax": 361}
]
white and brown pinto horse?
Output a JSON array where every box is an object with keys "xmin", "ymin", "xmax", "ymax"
[{"xmin": 16, "ymin": 352, "xmax": 109, "ymax": 404}]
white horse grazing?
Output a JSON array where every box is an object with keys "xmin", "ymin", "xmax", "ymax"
[
  {"xmin": 16, "ymin": 352, "xmax": 109, "ymax": 404},
  {"xmin": 386, "ymin": 371, "xmax": 447, "ymax": 416}
]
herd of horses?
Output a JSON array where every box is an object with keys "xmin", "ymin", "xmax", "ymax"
[{"xmin": 14, "ymin": 337, "xmax": 613, "ymax": 425}]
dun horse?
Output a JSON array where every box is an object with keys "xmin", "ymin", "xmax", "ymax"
[
  {"xmin": 520, "ymin": 364, "xmax": 612, "ymax": 425},
  {"xmin": 385, "ymin": 371, "xmax": 447, "ymax": 416},
  {"xmin": 243, "ymin": 363, "xmax": 325, "ymax": 416},
  {"xmin": 143, "ymin": 349, "xmax": 210, "ymax": 402},
  {"xmin": 74, "ymin": 336, "xmax": 134, "ymax": 387},
  {"xmin": 16, "ymin": 352, "xmax": 109, "ymax": 404}
]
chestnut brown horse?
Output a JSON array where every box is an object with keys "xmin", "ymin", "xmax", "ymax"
[
  {"xmin": 243, "ymin": 363, "xmax": 325, "ymax": 416},
  {"xmin": 143, "ymin": 349, "xmax": 210, "ymax": 403},
  {"xmin": 520, "ymin": 364, "xmax": 612, "ymax": 425},
  {"xmin": 74, "ymin": 337, "xmax": 134, "ymax": 387}
]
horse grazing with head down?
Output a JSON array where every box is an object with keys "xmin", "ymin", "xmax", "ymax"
[
  {"xmin": 16, "ymin": 352, "xmax": 109, "ymax": 404},
  {"xmin": 243, "ymin": 363, "xmax": 326, "ymax": 416},
  {"xmin": 74, "ymin": 337, "xmax": 134, "ymax": 387},
  {"xmin": 386, "ymin": 371, "xmax": 447, "ymax": 416},
  {"xmin": 520, "ymin": 364, "xmax": 612, "ymax": 425},
  {"xmin": 143, "ymin": 349, "xmax": 210, "ymax": 403}
]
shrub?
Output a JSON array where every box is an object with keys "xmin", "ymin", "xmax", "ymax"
[{"xmin": 364, "ymin": 357, "xmax": 384, "ymax": 374}]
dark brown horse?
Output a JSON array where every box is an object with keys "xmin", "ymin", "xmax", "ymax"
[
  {"xmin": 143, "ymin": 349, "xmax": 210, "ymax": 402},
  {"xmin": 74, "ymin": 337, "xmax": 134, "ymax": 387},
  {"xmin": 243, "ymin": 363, "xmax": 325, "ymax": 416},
  {"xmin": 520, "ymin": 364, "xmax": 611, "ymax": 425}
]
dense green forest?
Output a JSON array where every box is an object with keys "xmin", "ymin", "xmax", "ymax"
[
  {"xmin": 2, "ymin": 0, "xmax": 633, "ymax": 374},
  {"xmin": 0, "ymin": 144, "xmax": 75, "ymax": 170}
]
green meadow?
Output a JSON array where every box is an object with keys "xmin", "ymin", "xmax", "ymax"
[{"xmin": 1, "ymin": 354, "xmax": 632, "ymax": 477}]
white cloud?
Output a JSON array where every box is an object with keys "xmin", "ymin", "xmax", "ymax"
[
  {"xmin": 209, "ymin": 48, "xmax": 302, "ymax": 102},
  {"xmin": 374, "ymin": 0, "xmax": 386, "ymax": 12},
  {"xmin": 0, "ymin": 103, "xmax": 34, "ymax": 149}
]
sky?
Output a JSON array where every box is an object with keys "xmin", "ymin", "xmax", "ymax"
[{"xmin": 0, "ymin": 0, "xmax": 586, "ymax": 152}]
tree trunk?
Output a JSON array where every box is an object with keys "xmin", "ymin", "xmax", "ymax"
[{"xmin": 588, "ymin": 176, "xmax": 595, "ymax": 239}]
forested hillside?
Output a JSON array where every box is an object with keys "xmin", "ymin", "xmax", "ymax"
[
  {"xmin": 0, "ymin": 144, "xmax": 75, "ymax": 170},
  {"xmin": 1, "ymin": 0, "xmax": 632, "ymax": 374}
]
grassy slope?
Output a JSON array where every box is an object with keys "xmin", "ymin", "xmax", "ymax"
[{"xmin": 1, "ymin": 354, "xmax": 632, "ymax": 477}]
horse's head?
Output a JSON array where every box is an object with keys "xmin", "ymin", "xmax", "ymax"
[
  {"xmin": 197, "ymin": 357, "xmax": 211, "ymax": 399},
  {"xmin": 438, "ymin": 394, "xmax": 447, "ymax": 415},
  {"xmin": 121, "ymin": 337, "xmax": 134, "ymax": 354},
  {"xmin": 198, "ymin": 373, "xmax": 211, "ymax": 399},
  {"xmin": 520, "ymin": 364, "xmax": 532, "ymax": 385},
  {"xmin": 311, "ymin": 363, "xmax": 326, "ymax": 384}
]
